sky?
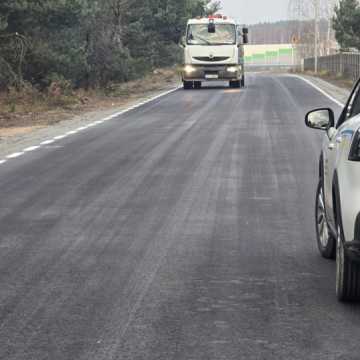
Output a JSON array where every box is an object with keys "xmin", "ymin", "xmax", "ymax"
[{"xmin": 219, "ymin": 0, "xmax": 289, "ymax": 25}]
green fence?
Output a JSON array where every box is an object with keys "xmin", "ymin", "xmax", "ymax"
[{"xmin": 245, "ymin": 47, "xmax": 296, "ymax": 67}]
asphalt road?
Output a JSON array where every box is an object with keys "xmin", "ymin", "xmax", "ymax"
[{"xmin": 0, "ymin": 74, "xmax": 359, "ymax": 360}]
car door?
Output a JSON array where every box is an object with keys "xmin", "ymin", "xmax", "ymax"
[{"xmin": 323, "ymin": 80, "xmax": 360, "ymax": 227}]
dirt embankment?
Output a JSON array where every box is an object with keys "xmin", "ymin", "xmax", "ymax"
[
  {"xmin": 300, "ymin": 70, "xmax": 355, "ymax": 90},
  {"xmin": 0, "ymin": 69, "xmax": 180, "ymax": 138}
]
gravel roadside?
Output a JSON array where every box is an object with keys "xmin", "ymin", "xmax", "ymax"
[{"xmin": 0, "ymin": 83, "xmax": 180, "ymax": 159}]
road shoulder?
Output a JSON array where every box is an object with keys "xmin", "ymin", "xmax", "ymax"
[
  {"xmin": 0, "ymin": 83, "xmax": 179, "ymax": 159},
  {"xmin": 295, "ymin": 74, "xmax": 351, "ymax": 106}
]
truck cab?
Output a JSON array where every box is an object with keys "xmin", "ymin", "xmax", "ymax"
[{"xmin": 181, "ymin": 14, "xmax": 248, "ymax": 89}]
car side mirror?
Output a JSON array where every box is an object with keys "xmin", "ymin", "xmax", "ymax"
[{"xmin": 305, "ymin": 108, "xmax": 335, "ymax": 130}]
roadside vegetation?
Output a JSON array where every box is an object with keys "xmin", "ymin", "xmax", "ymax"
[
  {"xmin": 0, "ymin": 0, "xmax": 220, "ymax": 129},
  {"xmin": 303, "ymin": 69, "xmax": 354, "ymax": 89},
  {"xmin": 0, "ymin": 68, "xmax": 179, "ymax": 132},
  {"xmin": 333, "ymin": 0, "xmax": 360, "ymax": 51}
]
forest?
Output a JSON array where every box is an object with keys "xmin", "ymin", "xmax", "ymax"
[{"xmin": 0, "ymin": 0, "xmax": 219, "ymax": 91}]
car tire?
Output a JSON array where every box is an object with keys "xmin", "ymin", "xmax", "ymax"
[
  {"xmin": 315, "ymin": 180, "xmax": 336, "ymax": 259},
  {"xmin": 334, "ymin": 182, "xmax": 360, "ymax": 302},
  {"xmin": 194, "ymin": 81, "xmax": 202, "ymax": 89},
  {"xmin": 183, "ymin": 81, "xmax": 193, "ymax": 90},
  {"xmin": 336, "ymin": 223, "xmax": 360, "ymax": 302}
]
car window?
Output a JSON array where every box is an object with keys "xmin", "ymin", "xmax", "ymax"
[
  {"xmin": 339, "ymin": 82, "xmax": 360, "ymax": 127},
  {"xmin": 349, "ymin": 89, "xmax": 360, "ymax": 118}
]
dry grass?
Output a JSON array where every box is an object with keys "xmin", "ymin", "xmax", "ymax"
[
  {"xmin": 0, "ymin": 68, "xmax": 180, "ymax": 132},
  {"xmin": 302, "ymin": 70, "xmax": 355, "ymax": 90}
]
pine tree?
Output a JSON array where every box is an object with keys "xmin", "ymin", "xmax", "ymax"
[
  {"xmin": 333, "ymin": 0, "xmax": 360, "ymax": 50},
  {"xmin": 0, "ymin": 0, "xmax": 219, "ymax": 89}
]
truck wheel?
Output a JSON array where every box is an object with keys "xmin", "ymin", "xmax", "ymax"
[
  {"xmin": 315, "ymin": 180, "xmax": 336, "ymax": 259},
  {"xmin": 183, "ymin": 81, "xmax": 193, "ymax": 90},
  {"xmin": 194, "ymin": 81, "xmax": 202, "ymax": 89}
]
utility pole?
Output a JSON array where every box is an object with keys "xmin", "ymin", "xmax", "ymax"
[{"xmin": 314, "ymin": 0, "xmax": 319, "ymax": 73}]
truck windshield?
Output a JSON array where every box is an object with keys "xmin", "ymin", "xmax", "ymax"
[{"xmin": 187, "ymin": 24, "xmax": 236, "ymax": 45}]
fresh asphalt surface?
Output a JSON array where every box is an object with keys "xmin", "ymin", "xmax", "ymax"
[{"xmin": 0, "ymin": 74, "xmax": 359, "ymax": 360}]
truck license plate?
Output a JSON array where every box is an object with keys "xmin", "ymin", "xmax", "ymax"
[{"xmin": 205, "ymin": 74, "xmax": 218, "ymax": 79}]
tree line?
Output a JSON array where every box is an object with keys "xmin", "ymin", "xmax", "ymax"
[
  {"xmin": 333, "ymin": 0, "xmax": 360, "ymax": 51},
  {"xmin": 0, "ymin": 0, "xmax": 219, "ymax": 91},
  {"xmin": 288, "ymin": 0, "xmax": 360, "ymax": 53}
]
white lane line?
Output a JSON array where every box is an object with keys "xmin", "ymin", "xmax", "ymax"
[
  {"xmin": 292, "ymin": 75, "xmax": 345, "ymax": 107},
  {"xmin": 103, "ymin": 87, "xmax": 181, "ymax": 120},
  {"xmin": 7, "ymin": 152, "xmax": 24, "ymax": 159},
  {"xmin": 0, "ymin": 86, "xmax": 180, "ymax": 167},
  {"xmin": 41, "ymin": 139, "xmax": 55, "ymax": 145},
  {"xmin": 24, "ymin": 146, "xmax": 41, "ymax": 152},
  {"xmin": 53, "ymin": 135, "xmax": 68, "ymax": 140}
]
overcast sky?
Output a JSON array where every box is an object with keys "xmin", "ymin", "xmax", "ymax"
[{"xmin": 219, "ymin": 0, "xmax": 289, "ymax": 25}]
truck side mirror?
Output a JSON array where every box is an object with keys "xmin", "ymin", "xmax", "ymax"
[
  {"xmin": 179, "ymin": 36, "xmax": 186, "ymax": 48},
  {"xmin": 242, "ymin": 27, "xmax": 249, "ymax": 44}
]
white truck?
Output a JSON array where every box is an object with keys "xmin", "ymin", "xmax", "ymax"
[{"xmin": 181, "ymin": 14, "xmax": 248, "ymax": 89}]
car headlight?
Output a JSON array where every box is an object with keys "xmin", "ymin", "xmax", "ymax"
[
  {"xmin": 227, "ymin": 66, "xmax": 239, "ymax": 73},
  {"xmin": 184, "ymin": 65, "xmax": 196, "ymax": 74}
]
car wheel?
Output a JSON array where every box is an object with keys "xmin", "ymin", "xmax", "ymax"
[
  {"xmin": 336, "ymin": 223, "xmax": 360, "ymax": 302},
  {"xmin": 315, "ymin": 180, "xmax": 336, "ymax": 259},
  {"xmin": 183, "ymin": 81, "xmax": 193, "ymax": 90},
  {"xmin": 194, "ymin": 81, "xmax": 202, "ymax": 89}
]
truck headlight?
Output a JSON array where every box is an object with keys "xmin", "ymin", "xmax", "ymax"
[
  {"xmin": 227, "ymin": 66, "xmax": 239, "ymax": 73},
  {"xmin": 184, "ymin": 65, "xmax": 196, "ymax": 74}
]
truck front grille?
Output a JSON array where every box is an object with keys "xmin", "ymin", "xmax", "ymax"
[{"xmin": 193, "ymin": 56, "xmax": 230, "ymax": 62}]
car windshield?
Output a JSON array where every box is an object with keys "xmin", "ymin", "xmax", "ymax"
[{"xmin": 187, "ymin": 24, "xmax": 236, "ymax": 45}]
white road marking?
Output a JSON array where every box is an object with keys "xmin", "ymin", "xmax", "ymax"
[
  {"xmin": 53, "ymin": 135, "xmax": 68, "ymax": 140},
  {"xmin": 292, "ymin": 75, "xmax": 345, "ymax": 107},
  {"xmin": 43, "ymin": 145, "xmax": 63, "ymax": 149},
  {"xmin": 0, "ymin": 86, "xmax": 180, "ymax": 167},
  {"xmin": 41, "ymin": 139, "xmax": 55, "ymax": 145},
  {"xmin": 7, "ymin": 152, "xmax": 24, "ymax": 159},
  {"xmin": 24, "ymin": 146, "xmax": 41, "ymax": 152}
]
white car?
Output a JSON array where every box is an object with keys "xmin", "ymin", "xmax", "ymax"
[{"xmin": 306, "ymin": 80, "xmax": 360, "ymax": 302}]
